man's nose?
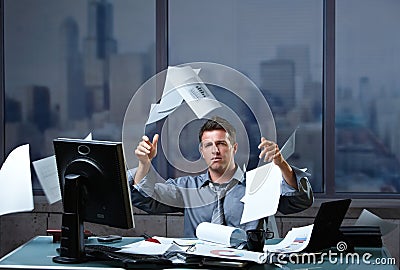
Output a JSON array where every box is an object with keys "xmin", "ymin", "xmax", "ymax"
[{"xmin": 211, "ymin": 143, "xmax": 220, "ymax": 153}]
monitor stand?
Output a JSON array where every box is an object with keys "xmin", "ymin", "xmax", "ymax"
[{"xmin": 53, "ymin": 174, "xmax": 87, "ymax": 264}]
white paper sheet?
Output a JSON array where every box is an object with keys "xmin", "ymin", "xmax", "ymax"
[
  {"xmin": 280, "ymin": 128, "xmax": 297, "ymax": 160},
  {"xmin": 176, "ymin": 84, "xmax": 221, "ymax": 119},
  {"xmin": 32, "ymin": 156, "xmax": 60, "ymax": 204},
  {"xmin": 146, "ymin": 93, "xmax": 183, "ymax": 125},
  {"xmin": 240, "ymin": 163, "xmax": 281, "ymax": 224},
  {"xmin": 145, "ymin": 66, "xmax": 220, "ymax": 125},
  {"xmin": 120, "ymin": 240, "xmax": 183, "ymax": 255},
  {"xmin": 0, "ymin": 144, "xmax": 34, "ymax": 216},
  {"xmin": 263, "ymin": 224, "xmax": 314, "ymax": 253},
  {"xmin": 355, "ymin": 209, "xmax": 397, "ymax": 236},
  {"xmin": 32, "ymin": 133, "xmax": 93, "ymax": 204},
  {"xmin": 196, "ymin": 222, "xmax": 246, "ymax": 247},
  {"xmin": 240, "ymin": 130, "xmax": 299, "ymax": 224},
  {"xmin": 187, "ymin": 244, "xmax": 268, "ymax": 264}
]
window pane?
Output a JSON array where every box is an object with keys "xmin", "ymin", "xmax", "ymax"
[
  {"xmin": 336, "ymin": 0, "xmax": 400, "ymax": 193},
  {"xmin": 169, "ymin": 0, "xmax": 323, "ymax": 192},
  {"xmin": 4, "ymin": 0, "xmax": 156, "ymax": 191}
]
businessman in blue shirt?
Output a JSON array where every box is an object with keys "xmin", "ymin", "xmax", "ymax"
[{"xmin": 130, "ymin": 116, "xmax": 313, "ymax": 238}]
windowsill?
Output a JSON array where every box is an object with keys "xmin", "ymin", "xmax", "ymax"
[
  {"xmin": 275, "ymin": 198, "xmax": 400, "ymax": 219},
  {"xmin": 312, "ymin": 198, "xmax": 400, "ymax": 208},
  {"xmin": 32, "ymin": 195, "xmax": 400, "ymax": 219}
]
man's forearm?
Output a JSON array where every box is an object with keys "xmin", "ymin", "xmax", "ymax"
[
  {"xmin": 277, "ymin": 160, "xmax": 298, "ymax": 189},
  {"xmin": 134, "ymin": 161, "xmax": 151, "ymax": 184}
]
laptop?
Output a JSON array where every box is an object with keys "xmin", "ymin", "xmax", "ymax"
[{"xmin": 303, "ymin": 198, "xmax": 352, "ymax": 252}]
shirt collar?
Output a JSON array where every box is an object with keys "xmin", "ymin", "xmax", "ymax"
[{"xmin": 200, "ymin": 164, "xmax": 245, "ymax": 188}]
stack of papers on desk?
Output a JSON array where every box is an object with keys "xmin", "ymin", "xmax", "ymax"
[
  {"xmin": 263, "ymin": 224, "xmax": 314, "ymax": 253},
  {"xmin": 187, "ymin": 243, "xmax": 268, "ymax": 264},
  {"xmin": 117, "ymin": 223, "xmax": 268, "ymax": 264},
  {"xmin": 119, "ymin": 238, "xmax": 185, "ymax": 255}
]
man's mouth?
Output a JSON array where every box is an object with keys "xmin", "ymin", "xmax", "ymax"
[{"xmin": 211, "ymin": 157, "xmax": 222, "ymax": 161}]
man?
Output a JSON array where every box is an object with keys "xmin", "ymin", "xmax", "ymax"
[{"xmin": 130, "ymin": 116, "xmax": 313, "ymax": 238}]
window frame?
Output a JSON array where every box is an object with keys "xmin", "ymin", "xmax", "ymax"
[{"xmin": 0, "ymin": 0, "xmax": 399, "ymax": 200}]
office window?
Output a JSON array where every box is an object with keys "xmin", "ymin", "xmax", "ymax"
[
  {"xmin": 169, "ymin": 0, "xmax": 323, "ymax": 191},
  {"xmin": 3, "ymin": 0, "xmax": 156, "ymax": 191},
  {"xmin": 336, "ymin": 0, "xmax": 400, "ymax": 193}
]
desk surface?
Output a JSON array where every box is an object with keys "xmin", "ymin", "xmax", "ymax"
[{"xmin": 0, "ymin": 236, "xmax": 397, "ymax": 270}]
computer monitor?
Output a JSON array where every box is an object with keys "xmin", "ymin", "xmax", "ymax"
[{"xmin": 52, "ymin": 138, "xmax": 134, "ymax": 263}]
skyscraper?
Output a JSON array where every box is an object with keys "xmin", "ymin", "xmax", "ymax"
[
  {"xmin": 83, "ymin": 0, "xmax": 117, "ymax": 113},
  {"xmin": 260, "ymin": 59, "xmax": 295, "ymax": 114},
  {"xmin": 59, "ymin": 17, "xmax": 85, "ymax": 123}
]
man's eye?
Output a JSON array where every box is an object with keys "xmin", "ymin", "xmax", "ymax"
[
  {"xmin": 204, "ymin": 143, "xmax": 213, "ymax": 148},
  {"xmin": 217, "ymin": 142, "xmax": 228, "ymax": 147}
]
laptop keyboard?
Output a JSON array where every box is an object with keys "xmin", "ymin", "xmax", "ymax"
[{"xmin": 85, "ymin": 244, "xmax": 172, "ymax": 265}]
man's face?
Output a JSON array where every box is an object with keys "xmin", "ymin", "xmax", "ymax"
[{"xmin": 199, "ymin": 130, "xmax": 237, "ymax": 174}]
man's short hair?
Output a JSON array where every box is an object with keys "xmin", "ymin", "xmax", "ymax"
[{"xmin": 198, "ymin": 116, "xmax": 236, "ymax": 144}]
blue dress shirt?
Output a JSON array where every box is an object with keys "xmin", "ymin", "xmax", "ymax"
[{"xmin": 129, "ymin": 165, "xmax": 313, "ymax": 238}]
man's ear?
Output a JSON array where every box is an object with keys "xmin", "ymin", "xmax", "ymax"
[
  {"xmin": 233, "ymin": 142, "xmax": 238, "ymax": 154},
  {"xmin": 199, "ymin": 148, "xmax": 204, "ymax": 158}
]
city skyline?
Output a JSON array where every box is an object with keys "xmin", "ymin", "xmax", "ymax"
[{"xmin": 3, "ymin": 0, "xmax": 400, "ymax": 193}]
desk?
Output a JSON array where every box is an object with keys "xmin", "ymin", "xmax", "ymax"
[{"xmin": 0, "ymin": 236, "xmax": 397, "ymax": 269}]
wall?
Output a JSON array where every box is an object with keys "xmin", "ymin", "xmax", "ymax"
[{"xmin": 0, "ymin": 199, "xmax": 399, "ymax": 267}]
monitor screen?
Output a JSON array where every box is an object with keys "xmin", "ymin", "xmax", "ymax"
[{"xmin": 53, "ymin": 138, "xmax": 134, "ymax": 263}]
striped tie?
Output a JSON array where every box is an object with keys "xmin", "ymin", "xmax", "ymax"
[{"xmin": 210, "ymin": 184, "xmax": 227, "ymax": 225}]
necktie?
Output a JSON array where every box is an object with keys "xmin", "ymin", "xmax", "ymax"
[{"xmin": 210, "ymin": 183, "xmax": 227, "ymax": 225}]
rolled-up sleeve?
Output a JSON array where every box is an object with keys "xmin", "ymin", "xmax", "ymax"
[
  {"xmin": 278, "ymin": 166, "xmax": 314, "ymax": 214},
  {"xmin": 128, "ymin": 167, "xmax": 183, "ymax": 214}
]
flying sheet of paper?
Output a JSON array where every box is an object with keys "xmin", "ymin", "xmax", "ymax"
[
  {"xmin": 280, "ymin": 128, "xmax": 297, "ymax": 160},
  {"xmin": 145, "ymin": 66, "xmax": 220, "ymax": 125},
  {"xmin": 32, "ymin": 133, "xmax": 92, "ymax": 204},
  {"xmin": 0, "ymin": 144, "xmax": 34, "ymax": 216},
  {"xmin": 240, "ymin": 163, "xmax": 281, "ymax": 224},
  {"xmin": 32, "ymin": 156, "xmax": 60, "ymax": 204},
  {"xmin": 173, "ymin": 66, "xmax": 220, "ymax": 118},
  {"xmin": 240, "ymin": 129, "xmax": 298, "ymax": 223},
  {"xmin": 355, "ymin": 209, "xmax": 397, "ymax": 236},
  {"xmin": 146, "ymin": 66, "xmax": 197, "ymax": 125},
  {"xmin": 146, "ymin": 91, "xmax": 183, "ymax": 124}
]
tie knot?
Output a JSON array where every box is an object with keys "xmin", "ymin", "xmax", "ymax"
[{"xmin": 209, "ymin": 182, "xmax": 228, "ymax": 197}]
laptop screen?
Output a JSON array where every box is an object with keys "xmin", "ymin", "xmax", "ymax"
[{"xmin": 304, "ymin": 199, "xmax": 352, "ymax": 252}]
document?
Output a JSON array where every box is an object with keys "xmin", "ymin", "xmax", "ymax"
[
  {"xmin": 32, "ymin": 133, "xmax": 92, "ymax": 204},
  {"xmin": 196, "ymin": 222, "xmax": 246, "ymax": 247},
  {"xmin": 146, "ymin": 66, "xmax": 220, "ymax": 125},
  {"xmin": 176, "ymin": 82, "xmax": 220, "ymax": 119},
  {"xmin": 240, "ymin": 163, "xmax": 281, "ymax": 224},
  {"xmin": 240, "ymin": 130, "xmax": 298, "ymax": 224},
  {"xmin": 355, "ymin": 209, "xmax": 397, "ymax": 236},
  {"xmin": 120, "ymin": 222, "xmax": 266, "ymax": 265},
  {"xmin": 280, "ymin": 128, "xmax": 297, "ymax": 160},
  {"xmin": 120, "ymin": 240, "xmax": 184, "ymax": 255},
  {"xmin": 263, "ymin": 224, "xmax": 314, "ymax": 253},
  {"xmin": 146, "ymin": 91, "xmax": 183, "ymax": 124},
  {"xmin": 186, "ymin": 244, "xmax": 268, "ymax": 264},
  {"xmin": 0, "ymin": 144, "xmax": 34, "ymax": 216},
  {"xmin": 32, "ymin": 156, "xmax": 60, "ymax": 204}
]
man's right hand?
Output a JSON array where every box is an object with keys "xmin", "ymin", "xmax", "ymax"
[
  {"xmin": 134, "ymin": 134, "xmax": 159, "ymax": 165},
  {"xmin": 133, "ymin": 134, "xmax": 159, "ymax": 185}
]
